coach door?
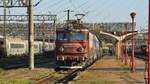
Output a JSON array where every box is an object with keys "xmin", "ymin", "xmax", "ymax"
[{"xmin": 0, "ymin": 41, "xmax": 4, "ymax": 58}]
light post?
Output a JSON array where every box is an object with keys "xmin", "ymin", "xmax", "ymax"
[
  {"xmin": 130, "ymin": 12, "xmax": 136, "ymax": 72},
  {"xmin": 124, "ymin": 23, "xmax": 128, "ymax": 65},
  {"xmin": 121, "ymin": 29, "xmax": 124, "ymax": 62}
]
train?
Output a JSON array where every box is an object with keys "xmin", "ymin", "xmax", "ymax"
[
  {"xmin": 128, "ymin": 44, "xmax": 147, "ymax": 56},
  {"xmin": 55, "ymin": 21, "xmax": 101, "ymax": 69},
  {"xmin": 0, "ymin": 38, "xmax": 55, "ymax": 56},
  {"xmin": 7, "ymin": 41, "xmax": 55, "ymax": 55}
]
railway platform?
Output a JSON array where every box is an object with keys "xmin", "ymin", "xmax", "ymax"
[{"xmin": 69, "ymin": 55, "xmax": 145, "ymax": 84}]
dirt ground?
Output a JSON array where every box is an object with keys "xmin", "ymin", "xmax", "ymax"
[{"xmin": 70, "ymin": 56, "xmax": 146, "ymax": 84}]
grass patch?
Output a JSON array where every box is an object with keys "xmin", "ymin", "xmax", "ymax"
[
  {"xmin": 74, "ymin": 80, "xmax": 116, "ymax": 84},
  {"xmin": 0, "ymin": 51, "xmax": 59, "ymax": 84},
  {"xmin": 0, "ymin": 78, "xmax": 32, "ymax": 84},
  {"xmin": 0, "ymin": 68, "xmax": 63, "ymax": 84},
  {"xmin": 30, "ymin": 69, "xmax": 62, "ymax": 80}
]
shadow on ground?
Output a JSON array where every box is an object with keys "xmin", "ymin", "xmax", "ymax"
[{"xmin": 0, "ymin": 51, "xmax": 56, "ymax": 70}]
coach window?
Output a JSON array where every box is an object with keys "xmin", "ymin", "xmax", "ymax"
[
  {"xmin": 10, "ymin": 44, "xmax": 24, "ymax": 48},
  {"xmin": 34, "ymin": 45, "xmax": 38, "ymax": 49}
]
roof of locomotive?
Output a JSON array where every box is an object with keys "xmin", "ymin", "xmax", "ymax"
[
  {"xmin": 56, "ymin": 28, "xmax": 89, "ymax": 32},
  {"xmin": 57, "ymin": 20, "xmax": 89, "ymax": 32}
]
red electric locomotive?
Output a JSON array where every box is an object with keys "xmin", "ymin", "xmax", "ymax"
[{"xmin": 55, "ymin": 21, "xmax": 100, "ymax": 69}]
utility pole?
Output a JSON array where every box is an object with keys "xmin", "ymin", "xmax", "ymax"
[
  {"xmin": 0, "ymin": 0, "xmax": 56, "ymax": 70},
  {"xmin": 41, "ymin": 18, "xmax": 45, "ymax": 54},
  {"xmin": 148, "ymin": 0, "xmax": 150, "ymax": 83},
  {"xmin": 53, "ymin": 19, "xmax": 56, "ymax": 40},
  {"xmin": 3, "ymin": 0, "xmax": 7, "ymax": 57},
  {"xmin": 28, "ymin": 0, "xmax": 34, "ymax": 70},
  {"xmin": 130, "ymin": 12, "xmax": 136, "ymax": 73},
  {"xmin": 67, "ymin": 10, "xmax": 70, "ymax": 23},
  {"xmin": 0, "ymin": 0, "xmax": 51, "ymax": 70}
]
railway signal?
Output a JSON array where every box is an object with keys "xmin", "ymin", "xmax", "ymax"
[{"xmin": 130, "ymin": 12, "xmax": 136, "ymax": 73}]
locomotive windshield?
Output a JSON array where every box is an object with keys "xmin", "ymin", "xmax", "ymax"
[{"xmin": 57, "ymin": 32, "xmax": 87, "ymax": 41}]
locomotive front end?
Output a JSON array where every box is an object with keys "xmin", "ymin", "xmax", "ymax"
[{"xmin": 55, "ymin": 29, "xmax": 88, "ymax": 68}]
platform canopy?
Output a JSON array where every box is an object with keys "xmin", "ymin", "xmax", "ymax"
[{"xmin": 90, "ymin": 23, "xmax": 134, "ymax": 44}]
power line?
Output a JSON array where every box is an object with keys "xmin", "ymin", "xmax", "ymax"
[
  {"xmin": 46, "ymin": 0, "xmax": 91, "ymax": 21},
  {"xmin": 85, "ymin": 0, "xmax": 126, "ymax": 23},
  {"xmin": 50, "ymin": 1, "xmax": 69, "ymax": 13},
  {"xmin": 34, "ymin": 0, "xmax": 44, "ymax": 7},
  {"xmin": 43, "ymin": 0, "xmax": 63, "ymax": 11},
  {"xmin": 77, "ymin": 0, "xmax": 90, "ymax": 9},
  {"xmin": 81, "ymin": 0, "xmax": 100, "ymax": 12},
  {"xmin": 50, "ymin": 1, "xmax": 74, "ymax": 20},
  {"xmin": 83, "ymin": 0, "xmax": 113, "ymax": 22},
  {"xmin": 68, "ymin": 0, "xmax": 90, "ymax": 13},
  {"xmin": 67, "ymin": 0, "xmax": 95, "ymax": 22},
  {"xmin": 35, "ymin": 0, "xmax": 62, "ymax": 11},
  {"xmin": 68, "ymin": 0, "xmax": 78, "ymax": 12},
  {"xmin": 57, "ymin": 14, "xmax": 66, "ymax": 21}
]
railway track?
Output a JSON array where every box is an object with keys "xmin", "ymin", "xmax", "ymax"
[
  {"xmin": 136, "ymin": 56, "xmax": 146, "ymax": 60},
  {"xmin": 0, "ymin": 51, "xmax": 55, "ymax": 70},
  {"xmin": 4, "ymin": 58, "xmax": 54, "ymax": 70},
  {"xmin": 133, "ymin": 55, "xmax": 147, "ymax": 84},
  {"xmin": 128, "ymin": 52, "xmax": 147, "ymax": 61},
  {"xmin": 35, "ymin": 55, "xmax": 105, "ymax": 84},
  {"xmin": 0, "ymin": 55, "xmax": 55, "ymax": 70}
]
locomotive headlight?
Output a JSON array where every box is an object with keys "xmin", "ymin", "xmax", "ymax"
[
  {"xmin": 59, "ymin": 47, "xmax": 64, "ymax": 52},
  {"xmin": 77, "ymin": 47, "xmax": 85, "ymax": 52}
]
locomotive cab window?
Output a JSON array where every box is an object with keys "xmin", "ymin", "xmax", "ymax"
[{"xmin": 57, "ymin": 32, "xmax": 87, "ymax": 41}]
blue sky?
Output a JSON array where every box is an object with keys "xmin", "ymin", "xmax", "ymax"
[{"xmin": 0, "ymin": 0, "xmax": 148, "ymax": 30}]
